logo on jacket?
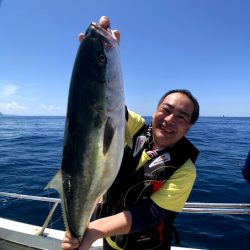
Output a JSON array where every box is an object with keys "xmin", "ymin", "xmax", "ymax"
[
  {"xmin": 133, "ymin": 136, "xmax": 147, "ymax": 156},
  {"xmin": 149, "ymin": 152, "xmax": 171, "ymax": 168}
]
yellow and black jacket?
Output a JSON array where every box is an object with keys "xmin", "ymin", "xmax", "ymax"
[{"xmin": 95, "ymin": 109, "xmax": 199, "ymax": 250}]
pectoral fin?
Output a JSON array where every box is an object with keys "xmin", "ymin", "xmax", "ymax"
[{"xmin": 103, "ymin": 117, "xmax": 115, "ymax": 155}]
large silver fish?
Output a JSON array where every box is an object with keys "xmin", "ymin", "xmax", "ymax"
[{"xmin": 46, "ymin": 22, "xmax": 125, "ymax": 239}]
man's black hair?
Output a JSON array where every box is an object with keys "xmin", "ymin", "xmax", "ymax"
[{"xmin": 157, "ymin": 89, "xmax": 199, "ymax": 125}]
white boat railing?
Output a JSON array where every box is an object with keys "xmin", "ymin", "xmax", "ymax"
[
  {"xmin": 0, "ymin": 192, "xmax": 61, "ymax": 236},
  {"xmin": 0, "ymin": 192, "xmax": 61, "ymax": 203},
  {"xmin": 1, "ymin": 191, "xmax": 250, "ymax": 236},
  {"xmin": 182, "ymin": 202, "xmax": 250, "ymax": 214}
]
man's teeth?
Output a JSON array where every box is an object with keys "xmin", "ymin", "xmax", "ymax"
[{"xmin": 161, "ymin": 124, "xmax": 174, "ymax": 133}]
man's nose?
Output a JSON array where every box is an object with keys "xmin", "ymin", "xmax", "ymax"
[{"xmin": 164, "ymin": 113, "xmax": 176, "ymax": 124}]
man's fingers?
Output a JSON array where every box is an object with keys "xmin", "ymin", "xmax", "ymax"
[
  {"xmin": 62, "ymin": 231, "xmax": 80, "ymax": 246},
  {"xmin": 65, "ymin": 231, "xmax": 71, "ymax": 237},
  {"xmin": 78, "ymin": 16, "xmax": 120, "ymax": 44},
  {"xmin": 113, "ymin": 30, "xmax": 120, "ymax": 44},
  {"xmin": 61, "ymin": 242, "xmax": 79, "ymax": 250},
  {"xmin": 99, "ymin": 16, "xmax": 110, "ymax": 29},
  {"xmin": 61, "ymin": 236, "xmax": 80, "ymax": 250},
  {"xmin": 99, "ymin": 17, "xmax": 120, "ymax": 43},
  {"xmin": 78, "ymin": 33, "xmax": 85, "ymax": 42}
]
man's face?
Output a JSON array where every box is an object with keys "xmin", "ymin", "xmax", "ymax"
[{"xmin": 152, "ymin": 92, "xmax": 194, "ymax": 149}]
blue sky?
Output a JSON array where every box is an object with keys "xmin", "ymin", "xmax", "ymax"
[{"xmin": 0, "ymin": 0, "xmax": 249, "ymax": 116}]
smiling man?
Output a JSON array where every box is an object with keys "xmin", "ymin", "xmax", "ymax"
[
  {"xmin": 62, "ymin": 17, "xmax": 200, "ymax": 250},
  {"xmin": 152, "ymin": 90, "xmax": 197, "ymax": 149}
]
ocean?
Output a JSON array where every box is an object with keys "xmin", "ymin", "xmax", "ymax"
[{"xmin": 0, "ymin": 116, "xmax": 249, "ymax": 250}]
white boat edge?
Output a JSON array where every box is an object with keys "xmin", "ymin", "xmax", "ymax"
[
  {"xmin": 0, "ymin": 217, "xmax": 205, "ymax": 250},
  {"xmin": 1, "ymin": 192, "xmax": 249, "ymax": 249}
]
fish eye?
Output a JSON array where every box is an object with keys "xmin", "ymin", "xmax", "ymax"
[{"xmin": 98, "ymin": 53, "xmax": 106, "ymax": 64}]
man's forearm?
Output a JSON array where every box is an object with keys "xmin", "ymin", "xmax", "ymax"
[
  {"xmin": 88, "ymin": 211, "xmax": 132, "ymax": 239},
  {"xmin": 78, "ymin": 211, "xmax": 132, "ymax": 250}
]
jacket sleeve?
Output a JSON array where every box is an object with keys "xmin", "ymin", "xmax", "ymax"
[
  {"xmin": 128, "ymin": 198, "xmax": 176, "ymax": 233},
  {"xmin": 151, "ymin": 159, "xmax": 196, "ymax": 212},
  {"xmin": 126, "ymin": 109, "xmax": 145, "ymax": 135}
]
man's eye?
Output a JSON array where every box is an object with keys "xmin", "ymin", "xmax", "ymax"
[
  {"xmin": 163, "ymin": 108, "xmax": 170, "ymax": 114},
  {"xmin": 178, "ymin": 115, "xmax": 185, "ymax": 120},
  {"xmin": 178, "ymin": 115, "xmax": 189, "ymax": 123}
]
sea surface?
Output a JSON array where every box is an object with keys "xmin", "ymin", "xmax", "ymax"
[{"xmin": 0, "ymin": 116, "xmax": 249, "ymax": 250}]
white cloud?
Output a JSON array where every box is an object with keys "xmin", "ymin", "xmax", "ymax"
[
  {"xmin": 0, "ymin": 84, "xmax": 19, "ymax": 96},
  {"xmin": 40, "ymin": 104, "xmax": 62, "ymax": 112},
  {"xmin": 0, "ymin": 101, "xmax": 27, "ymax": 112}
]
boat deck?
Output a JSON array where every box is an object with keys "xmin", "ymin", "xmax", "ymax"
[
  {"xmin": 0, "ymin": 239, "xmax": 39, "ymax": 250},
  {"xmin": 1, "ymin": 192, "xmax": 249, "ymax": 250},
  {"xmin": 0, "ymin": 218, "xmax": 202, "ymax": 250}
]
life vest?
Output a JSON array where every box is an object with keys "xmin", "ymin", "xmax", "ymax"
[{"xmin": 95, "ymin": 124, "xmax": 199, "ymax": 249}]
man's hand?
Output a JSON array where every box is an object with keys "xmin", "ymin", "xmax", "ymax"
[
  {"xmin": 78, "ymin": 16, "xmax": 120, "ymax": 43},
  {"xmin": 61, "ymin": 231, "xmax": 80, "ymax": 250}
]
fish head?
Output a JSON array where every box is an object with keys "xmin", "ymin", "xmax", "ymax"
[
  {"xmin": 69, "ymin": 22, "xmax": 121, "ymax": 108},
  {"xmin": 85, "ymin": 22, "xmax": 118, "ymax": 49}
]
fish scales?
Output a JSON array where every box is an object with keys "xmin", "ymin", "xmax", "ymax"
[{"xmin": 46, "ymin": 23, "xmax": 125, "ymax": 240}]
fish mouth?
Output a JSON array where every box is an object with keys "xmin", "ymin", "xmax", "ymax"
[{"xmin": 90, "ymin": 22, "xmax": 118, "ymax": 45}]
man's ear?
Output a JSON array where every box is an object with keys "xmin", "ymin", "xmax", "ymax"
[{"xmin": 185, "ymin": 124, "xmax": 192, "ymax": 133}]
